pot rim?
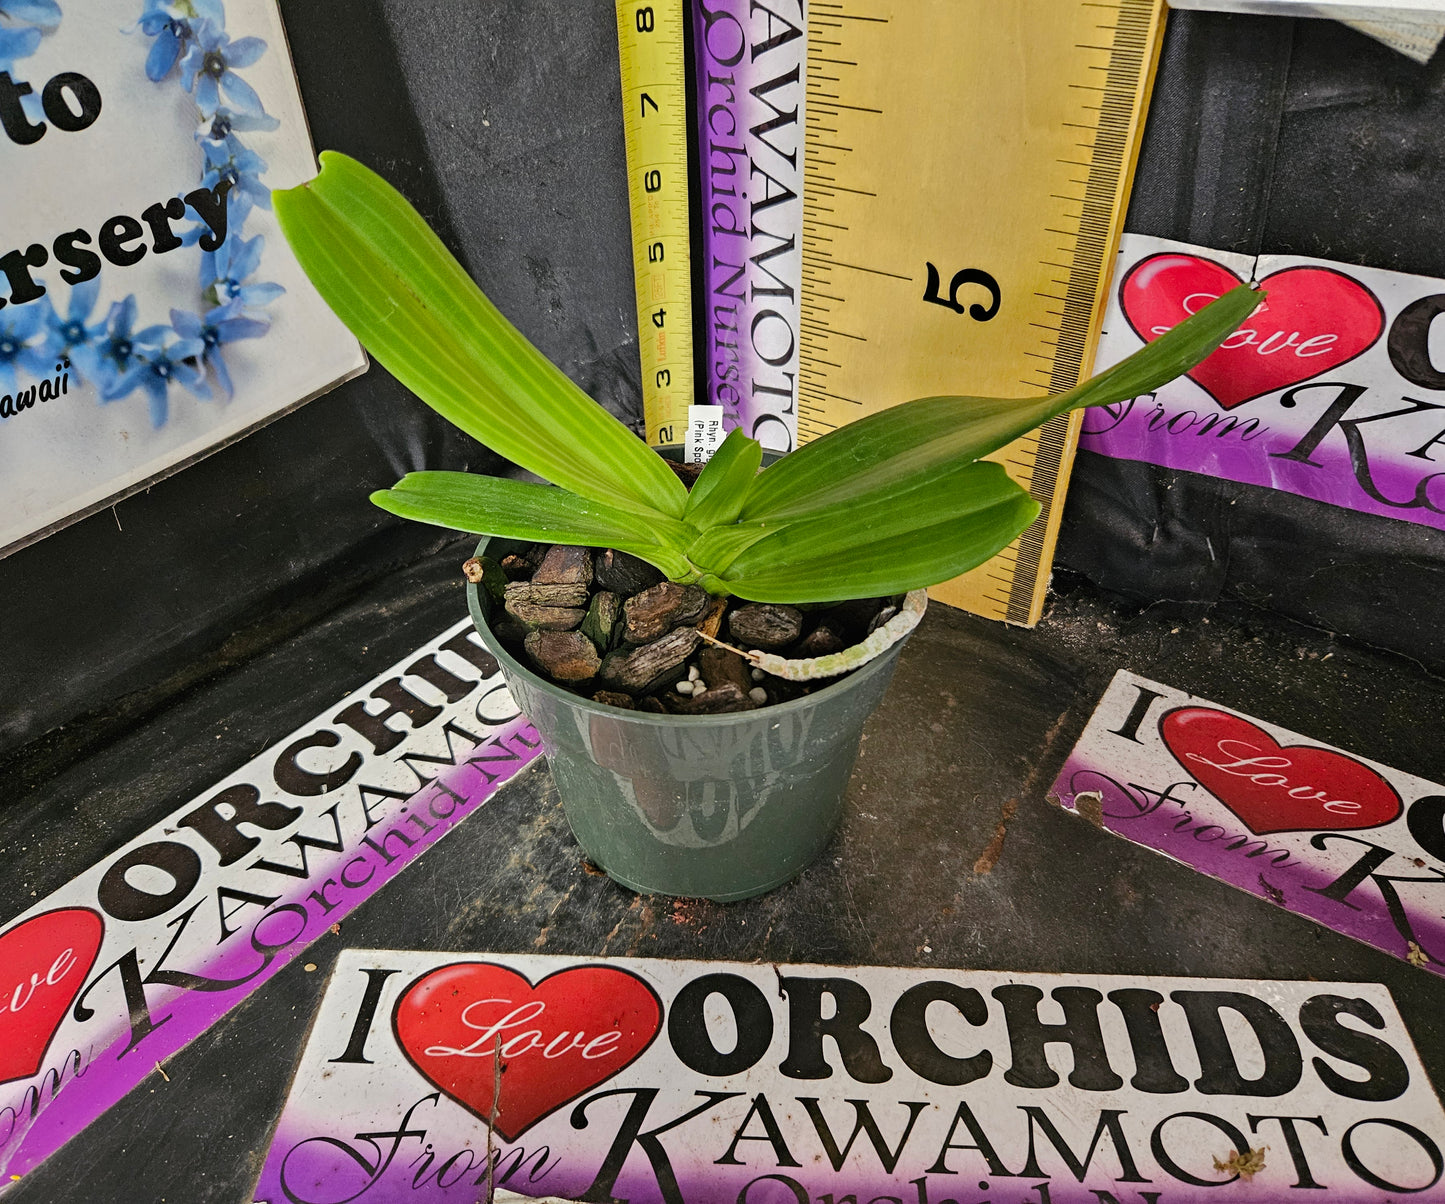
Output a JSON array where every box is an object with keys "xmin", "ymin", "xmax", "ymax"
[{"xmin": 466, "ymin": 535, "xmax": 923, "ymax": 729}]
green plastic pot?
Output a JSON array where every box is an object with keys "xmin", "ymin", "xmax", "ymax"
[{"xmin": 466, "ymin": 537, "xmax": 914, "ymax": 901}]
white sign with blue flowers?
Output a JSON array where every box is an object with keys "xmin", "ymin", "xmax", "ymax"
[{"xmin": 0, "ymin": 0, "xmax": 366, "ymax": 555}]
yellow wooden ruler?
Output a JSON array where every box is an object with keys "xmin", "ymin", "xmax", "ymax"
[
  {"xmin": 616, "ymin": 0, "xmax": 696, "ymax": 453},
  {"xmin": 800, "ymin": 0, "xmax": 1167, "ymax": 624}
]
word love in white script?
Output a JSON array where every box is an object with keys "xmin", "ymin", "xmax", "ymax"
[
  {"xmin": 424, "ymin": 999, "xmax": 623, "ymax": 1061},
  {"xmin": 0, "ymin": 947, "xmax": 78, "ymax": 1018},
  {"xmin": 1183, "ymin": 740, "xmax": 1363, "ymax": 815},
  {"xmin": 1157, "ymin": 292, "xmax": 1339, "ymax": 359}
]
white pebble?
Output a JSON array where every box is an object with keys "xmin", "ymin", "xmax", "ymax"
[
  {"xmin": 675, "ymin": 680, "xmax": 695, "ymax": 695},
  {"xmin": 694, "ymin": 680, "xmax": 707, "ymax": 693},
  {"xmin": 688, "ymin": 665, "xmax": 700, "ymax": 681},
  {"xmin": 749, "ymin": 687, "xmax": 768, "ymax": 703},
  {"xmin": 750, "ymin": 668, "xmax": 765, "ymax": 681}
]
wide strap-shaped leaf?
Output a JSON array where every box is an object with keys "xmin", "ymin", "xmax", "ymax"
[
  {"xmin": 716, "ymin": 493, "xmax": 1041, "ymax": 604},
  {"xmin": 684, "ymin": 520, "xmax": 783, "ymax": 579},
  {"xmin": 741, "ymin": 284, "xmax": 1261, "ymax": 523},
  {"xmin": 691, "ymin": 460, "xmax": 1026, "ymax": 579},
  {"xmin": 372, "ymin": 473, "xmax": 694, "ymax": 579},
  {"xmin": 275, "ymin": 152, "xmax": 688, "ymax": 519},
  {"xmin": 684, "ymin": 428, "xmax": 763, "ymax": 528}
]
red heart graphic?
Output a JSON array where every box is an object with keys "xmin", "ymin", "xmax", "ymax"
[
  {"xmin": 1119, "ymin": 254, "xmax": 1384, "ymax": 409},
  {"xmin": 1160, "ymin": 707, "xmax": 1401, "ymax": 836},
  {"xmin": 393, "ymin": 962, "xmax": 661, "ymax": 1141},
  {"xmin": 0, "ymin": 908, "xmax": 104, "ymax": 1087}
]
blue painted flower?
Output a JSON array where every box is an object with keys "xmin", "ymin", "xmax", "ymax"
[
  {"xmin": 198, "ymin": 137, "xmax": 270, "ymax": 226},
  {"xmin": 0, "ymin": 23, "xmax": 42, "ymax": 70},
  {"xmin": 1, "ymin": 0, "xmax": 61, "ymax": 33},
  {"xmin": 131, "ymin": 336, "xmax": 209, "ymax": 427},
  {"xmin": 201, "ymin": 232, "xmax": 284, "ymax": 310},
  {"xmin": 0, "ymin": 296, "xmax": 55, "ymax": 395},
  {"xmin": 89, "ymin": 296, "xmax": 167, "ymax": 402},
  {"xmin": 194, "ymin": 105, "xmax": 277, "ymax": 157},
  {"xmin": 0, "ymin": 0, "xmax": 58, "ymax": 72},
  {"xmin": 139, "ymin": 3, "xmax": 192, "ymax": 80},
  {"xmin": 138, "ymin": 0, "xmax": 225, "ymax": 80},
  {"xmin": 44, "ymin": 277, "xmax": 107, "ymax": 376},
  {"xmin": 179, "ymin": 19, "xmax": 266, "ymax": 118},
  {"xmin": 171, "ymin": 300, "xmax": 265, "ymax": 397},
  {"xmin": 140, "ymin": 17, "xmax": 192, "ymax": 80}
]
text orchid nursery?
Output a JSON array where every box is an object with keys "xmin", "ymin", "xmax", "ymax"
[{"xmin": 0, "ymin": 68, "xmax": 234, "ymax": 311}]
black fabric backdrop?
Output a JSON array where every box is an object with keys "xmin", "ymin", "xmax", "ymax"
[
  {"xmin": 1, "ymin": 3, "xmax": 1442, "ymax": 761},
  {"xmin": 1061, "ymin": 12, "xmax": 1445, "ymax": 665}
]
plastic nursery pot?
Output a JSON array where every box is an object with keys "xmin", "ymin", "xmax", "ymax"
[{"xmin": 466, "ymin": 536, "xmax": 916, "ymax": 902}]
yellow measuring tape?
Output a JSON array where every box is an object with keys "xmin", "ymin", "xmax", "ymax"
[
  {"xmin": 801, "ymin": 0, "xmax": 1167, "ymax": 625},
  {"xmin": 616, "ymin": 0, "xmax": 696, "ymax": 453}
]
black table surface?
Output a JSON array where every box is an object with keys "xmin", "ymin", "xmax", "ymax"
[{"xmin": 3, "ymin": 538, "xmax": 1443, "ymax": 1203}]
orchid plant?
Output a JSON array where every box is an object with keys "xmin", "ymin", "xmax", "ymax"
[{"xmin": 274, "ymin": 152, "xmax": 1259, "ymax": 606}]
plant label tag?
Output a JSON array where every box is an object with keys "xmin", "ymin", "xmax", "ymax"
[
  {"xmin": 686, "ymin": 404, "xmax": 726, "ymax": 464},
  {"xmin": 0, "ymin": 619, "xmax": 542, "ymax": 1182},
  {"xmin": 1050, "ymin": 669, "xmax": 1445, "ymax": 976},
  {"xmin": 252, "ymin": 948, "xmax": 1445, "ymax": 1203}
]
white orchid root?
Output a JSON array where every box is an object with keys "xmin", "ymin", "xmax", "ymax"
[{"xmin": 697, "ymin": 589, "xmax": 928, "ymax": 682}]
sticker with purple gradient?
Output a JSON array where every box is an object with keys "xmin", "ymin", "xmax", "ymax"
[
  {"xmin": 1080, "ymin": 235, "xmax": 1445, "ymax": 531},
  {"xmin": 0, "ymin": 618, "xmax": 542, "ymax": 1186},
  {"xmin": 254, "ymin": 950, "xmax": 1445, "ymax": 1203},
  {"xmin": 1050, "ymin": 669, "xmax": 1445, "ymax": 977},
  {"xmin": 692, "ymin": 0, "xmax": 805, "ymax": 454}
]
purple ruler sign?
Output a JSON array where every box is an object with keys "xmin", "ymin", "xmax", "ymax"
[
  {"xmin": 0, "ymin": 619, "xmax": 543, "ymax": 1187},
  {"xmin": 693, "ymin": 0, "xmax": 806, "ymax": 454},
  {"xmin": 1050, "ymin": 670, "xmax": 1445, "ymax": 977},
  {"xmin": 1080, "ymin": 234, "xmax": 1445, "ymax": 531},
  {"xmin": 255, "ymin": 949, "xmax": 1445, "ymax": 1203}
]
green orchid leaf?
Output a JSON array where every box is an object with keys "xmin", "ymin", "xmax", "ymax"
[
  {"xmin": 690, "ymin": 460, "xmax": 1026, "ymax": 579},
  {"xmin": 274, "ymin": 152, "xmax": 688, "ymax": 519},
  {"xmin": 684, "ymin": 520, "xmax": 780, "ymax": 578},
  {"xmin": 714, "ymin": 461, "xmax": 1028, "ymax": 580},
  {"xmin": 282, "ymin": 151, "xmax": 1262, "ymax": 607},
  {"xmin": 741, "ymin": 284, "xmax": 1261, "ymax": 523},
  {"xmin": 720, "ymin": 493, "xmax": 1042, "ymax": 604},
  {"xmin": 683, "ymin": 428, "xmax": 763, "ymax": 528},
  {"xmin": 372, "ymin": 472, "xmax": 694, "ymax": 578}
]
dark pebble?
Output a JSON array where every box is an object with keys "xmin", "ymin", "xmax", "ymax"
[
  {"xmin": 816, "ymin": 597, "xmax": 886, "ymax": 644},
  {"xmin": 581, "ymin": 590, "xmax": 621, "ymax": 652},
  {"xmin": 623, "ymin": 582, "xmax": 708, "ymax": 644},
  {"xmin": 867, "ymin": 604, "xmax": 900, "ymax": 635},
  {"xmin": 666, "ymin": 682, "xmax": 757, "ymax": 714},
  {"xmin": 507, "ymin": 605, "xmax": 585, "ymax": 631},
  {"xmin": 594, "ymin": 548, "xmax": 665, "ymax": 595},
  {"xmin": 667, "ymin": 460, "xmax": 705, "ymax": 488},
  {"xmin": 592, "ymin": 690, "xmax": 636, "ymax": 709},
  {"xmin": 524, "ymin": 630, "xmax": 601, "ymax": 681},
  {"xmin": 794, "ymin": 624, "xmax": 847, "ymax": 658},
  {"xmin": 506, "ymin": 581, "xmax": 589, "ymax": 608},
  {"xmin": 700, "ymin": 646, "xmax": 754, "ymax": 696},
  {"xmin": 534, "ymin": 544, "xmax": 594, "ymax": 587},
  {"xmin": 500, "ymin": 553, "xmax": 535, "ymax": 582},
  {"xmin": 600, "ymin": 627, "xmax": 701, "ymax": 693},
  {"xmin": 504, "ymin": 581, "xmax": 590, "ymax": 630},
  {"xmin": 728, "ymin": 603, "xmax": 803, "ymax": 650},
  {"xmin": 697, "ymin": 595, "xmax": 729, "ymax": 639}
]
